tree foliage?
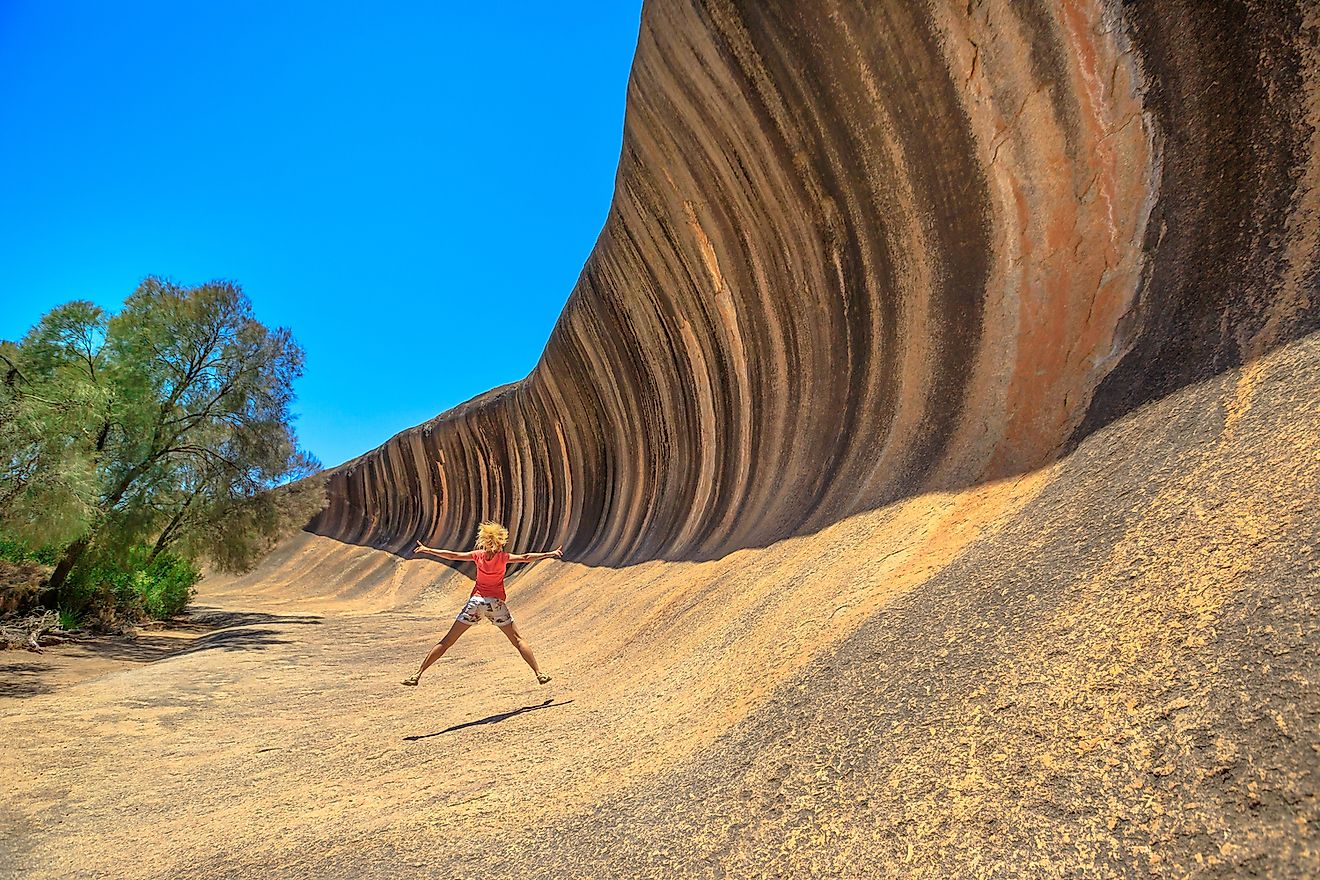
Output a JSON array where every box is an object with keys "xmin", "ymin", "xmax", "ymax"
[{"xmin": 0, "ymin": 278, "xmax": 325, "ymax": 608}]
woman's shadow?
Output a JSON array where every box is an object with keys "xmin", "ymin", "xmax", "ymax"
[{"xmin": 404, "ymin": 698, "xmax": 574, "ymax": 741}]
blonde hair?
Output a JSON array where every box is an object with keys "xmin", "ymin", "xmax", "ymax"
[{"xmin": 475, "ymin": 521, "xmax": 509, "ymax": 555}]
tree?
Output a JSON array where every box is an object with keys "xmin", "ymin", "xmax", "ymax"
[
  {"xmin": 0, "ymin": 305, "xmax": 108, "ymax": 546},
  {"xmin": 0, "ymin": 278, "xmax": 323, "ymax": 607}
]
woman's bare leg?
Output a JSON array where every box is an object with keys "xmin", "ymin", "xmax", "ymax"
[
  {"xmin": 403, "ymin": 620, "xmax": 471, "ymax": 684},
  {"xmin": 499, "ymin": 622, "xmax": 545, "ymax": 679}
]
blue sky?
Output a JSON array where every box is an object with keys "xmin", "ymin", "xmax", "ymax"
[{"xmin": 0, "ymin": 1, "xmax": 642, "ymax": 468}]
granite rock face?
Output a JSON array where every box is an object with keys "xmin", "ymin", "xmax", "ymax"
[{"xmin": 311, "ymin": 0, "xmax": 1318, "ymax": 566}]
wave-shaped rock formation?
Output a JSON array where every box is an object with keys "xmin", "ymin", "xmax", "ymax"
[{"xmin": 310, "ymin": 0, "xmax": 1317, "ymax": 570}]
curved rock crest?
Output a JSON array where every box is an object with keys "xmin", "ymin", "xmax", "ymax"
[{"xmin": 311, "ymin": 0, "xmax": 1318, "ymax": 568}]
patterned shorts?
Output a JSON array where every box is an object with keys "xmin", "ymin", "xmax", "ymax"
[{"xmin": 456, "ymin": 596, "xmax": 514, "ymax": 627}]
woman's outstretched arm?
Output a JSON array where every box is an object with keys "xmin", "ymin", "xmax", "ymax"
[
  {"xmin": 506, "ymin": 547, "xmax": 564, "ymax": 563},
  {"xmin": 414, "ymin": 541, "xmax": 476, "ymax": 561}
]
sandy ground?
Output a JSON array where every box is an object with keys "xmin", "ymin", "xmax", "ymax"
[{"xmin": 1, "ymin": 335, "xmax": 1317, "ymax": 879}]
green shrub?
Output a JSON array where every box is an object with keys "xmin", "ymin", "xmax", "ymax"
[
  {"xmin": 139, "ymin": 553, "xmax": 198, "ymax": 619},
  {"xmin": 0, "ymin": 536, "xmax": 60, "ymax": 567},
  {"xmin": 64, "ymin": 547, "xmax": 199, "ymax": 623},
  {"xmin": 1, "ymin": 532, "xmax": 199, "ymax": 624},
  {"xmin": 0, "ymin": 558, "xmax": 49, "ymax": 615},
  {"xmin": 0, "ymin": 536, "xmax": 25, "ymax": 563},
  {"xmin": 0, "ymin": 535, "xmax": 57, "ymax": 615}
]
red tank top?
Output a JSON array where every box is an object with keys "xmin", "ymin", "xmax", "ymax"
[{"xmin": 472, "ymin": 551, "xmax": 509, "ymax": 600}]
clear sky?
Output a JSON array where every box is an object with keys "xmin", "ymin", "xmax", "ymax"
[{"xmin": 0, "ymin": 1, "xmax": 642, "ymax": 468}]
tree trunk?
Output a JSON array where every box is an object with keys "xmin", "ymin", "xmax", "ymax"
[
  {"xmin": 148, "ymin": 491, "xmax": 199, "ymax": 563},
  {"xmin": 46, "ymin": 439, "xmax": 161, "ymax": 604},
  {"xmin": 46, "ymin": 536, "xmax": 90, "ymax": 607}
]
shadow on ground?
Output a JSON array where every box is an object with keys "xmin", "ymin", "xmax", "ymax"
[
  {"xmin": 404, "ymin": 698, "xmax": 575, "ymax": 741},
  {"xmin": 0, "ymin": 662, "xmax": 55, "ymax": 699},
  {"xmin": 0, "ymin": 606, "xmax": 322, "ymax": 699},
  {"xmin": 165, "ymin": 608, "xmax": 323, "ymax": 632},
  {"xmin": 84, "ymin": 607, "xmax": 322, "ymax": 662}
]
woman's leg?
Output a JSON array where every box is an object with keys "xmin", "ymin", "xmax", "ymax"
[
  {"xmin": 499, "ymin": 621, "xmax": 545, "ymax": 678},
  {"xmin": 404, "ymin": 620, "xmax": 471, "ymax": 684}
]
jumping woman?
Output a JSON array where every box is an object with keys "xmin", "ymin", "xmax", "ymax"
[{"xmin": 402, "ymin": 521, "xmax": 561, "ymax": 687}]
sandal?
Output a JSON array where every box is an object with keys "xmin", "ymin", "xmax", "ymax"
[
  {"xmin": 537, "ymin": 672, "xmax": 552, "ymax": 685},
  {"xmin": 401, "ymin": 675, "xmax": 419, "ymax": 687}
]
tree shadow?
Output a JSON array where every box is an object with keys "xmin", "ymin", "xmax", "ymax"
[
  {"xmin": 158, "ymin": 608, "xmax": 323, "ymax": 633},
  {"xmin": 80, "ymin": 608, "xmax": 322, "ymax": 663},
  {"xmin": 81, "ymin": 629, "xmax": 298, "ymax": 662},
  {"xmin": 403, "ymin": 698, "xmax": 574, "ymax": 741},
  {"xmin": 0, "ymin": 606, "xmax": 324, "ymax": 702},
  {"xmin": 173, "ymin": 626, "xmax": 306, "ymax": 656},
  {"xmin": 0, "ymin": 661, "xmax": 55, "ymax": 698},
  {"xmin": 0, "ymin": 606, "xmax": 325, "ymax": 686}
]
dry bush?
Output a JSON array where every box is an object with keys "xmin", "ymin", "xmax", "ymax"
[{"xmin": 0, "ymin": 558, "xmax": 48, "ymax": 616}]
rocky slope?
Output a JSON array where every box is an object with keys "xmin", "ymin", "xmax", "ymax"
[{"xmin": 4, "ymin": 336, "xmax": 1316, "ymax": 879}]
